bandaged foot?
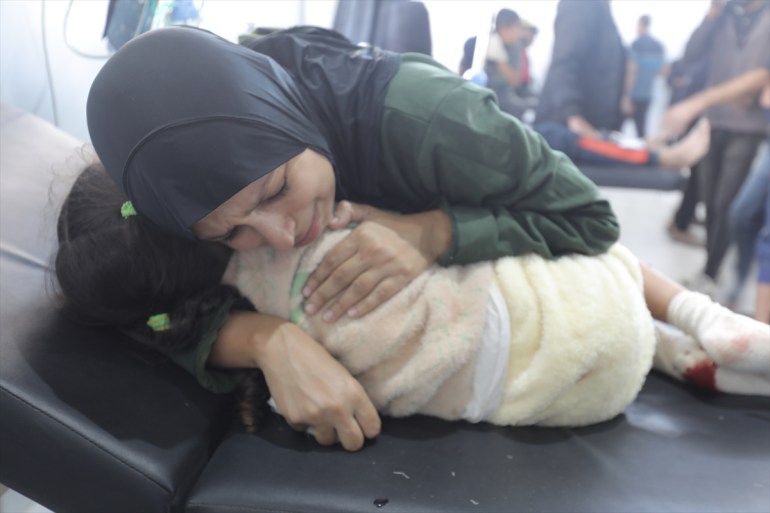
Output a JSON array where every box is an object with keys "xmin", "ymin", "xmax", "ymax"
[
  {"xmin": 667, "ymin": 291, "xmax": 770, "ymax": 376},
  {"xmin": 654, "ymin": 323, "xmax": 770, "ymax": 396}
]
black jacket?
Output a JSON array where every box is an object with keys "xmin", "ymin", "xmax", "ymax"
[{"xmin": 535, "ymin": 0, "xmax": 626, "ymax": 131}]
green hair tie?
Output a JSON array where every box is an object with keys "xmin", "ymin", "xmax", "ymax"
[
  {"xmin": 147, "ymin": 313, "xmax": 171, "ymax": 332},
  {"xmin": 121, "ymin": 201, "xmax": 137, "ymax": 219}
]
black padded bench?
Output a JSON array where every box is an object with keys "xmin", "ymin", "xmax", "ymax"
[
  {"xmin": 580, "ymin": 165, "xmax": 689, "ymax": 191},
  {"xmin": 2, "ymin": 104, "xmax": 768, "ymax": 513}
]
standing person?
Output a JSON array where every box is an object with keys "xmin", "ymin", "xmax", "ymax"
[
  {"xmin": 661, "ymin": 67, "xmax": 770, "ymax": 312},
  {"xmin": 621, "ymin": 15, "xmax": 666, "ymax": 138},
  {"xmin": 535, "ymin": 0, "xmax": 625, "ymax": 139},
  {"xmin": 484, "ymin": 8, "xmax": 534, "ymax": 119},
  {"xmin": 665, "ymin": 56, "xmax": 712, "ymax": 246},
  {"xmin": 86, "ymin": 26, "xmax": 620, "ymax": 451},
  {"xmin": 679, "ymin": 0, "xmax": 770, "ymax": 296}
]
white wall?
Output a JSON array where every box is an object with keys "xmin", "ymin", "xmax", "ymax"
[
  {"xmin": 0, "ymin": 0, "xmax": 337, "ymax": 143},
  {"xmin": 0, "ymin": 0, "xmax": 111, "ymax": 141}
]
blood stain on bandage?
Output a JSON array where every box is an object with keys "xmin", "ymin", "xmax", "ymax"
[{"xmin": 684, "ymin": 360, "xmax": 717, "ymax": 390}]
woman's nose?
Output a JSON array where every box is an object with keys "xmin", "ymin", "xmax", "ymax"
[{"xmin": 246, "ymin": 211, "xmax": 296, "ymax": 252}]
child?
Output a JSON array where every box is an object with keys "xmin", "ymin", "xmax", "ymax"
[{"xmin": 55, "ymin": 164, "xmax": 770, "ymax": 434}]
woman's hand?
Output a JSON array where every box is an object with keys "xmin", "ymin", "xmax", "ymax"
[
  {"xmin": 302, "ymin": 202, "xmax": 451, "ymax": 322},
  {"xmin": 213, "ymin": 312, "xmax": 381, "ymax": 451}
]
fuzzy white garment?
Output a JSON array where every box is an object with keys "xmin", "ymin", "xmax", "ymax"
[
  {"xmin": 489, "ymin": 244, "xmax": 657, "ymax": 427},
  {"xmin": 228, "ymin": 229, "xmax": 493, "ymax": 420}
]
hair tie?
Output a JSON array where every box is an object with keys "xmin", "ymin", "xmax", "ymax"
[
  {"xmin": 147, "ymin": 313, "xmax": 171, "ymax": 332},
  {"xmin": 121, "ymin": 201, "xmax": 137, "ymax": 219}
]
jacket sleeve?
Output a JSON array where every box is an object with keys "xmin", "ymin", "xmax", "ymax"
[
  {"xmin": 167, "ymin": 296, "xmax": 243, "ymax": 394},
  {"xmin": 380, "ymin": 78, "xmax": 620, "ymax": 266}
]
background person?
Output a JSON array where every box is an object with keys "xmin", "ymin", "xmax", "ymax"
[
  {"xmin": 677, "ymin": 0, "xmax": 770, "ymax": 296},
  {"xmin": 621, "ymin": 14, "xmax": 666, "ymax": 138},
  {"xmin": 483, "ymin": 8, "xmax": 535, "ymax": 119}
]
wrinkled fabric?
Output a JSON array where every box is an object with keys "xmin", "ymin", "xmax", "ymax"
[{"xmin": 87, "ymin": 26, "xmax": 399, "ymax": 236}]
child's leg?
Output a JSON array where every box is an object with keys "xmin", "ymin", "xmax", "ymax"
[
  {"xmin": 640, "ymin": 263, "xmax": 684, "ymax": 323},
  {"xmin": 641, "ymin": 264, "xmax": 770, "ymax": 375},
  {"xmin": 653, "ymin": 322, "xmax": 770, "ymax": 395},
  {"xmin": 757, "ymin": 283, "xmax": 770, "ymax": 324}
]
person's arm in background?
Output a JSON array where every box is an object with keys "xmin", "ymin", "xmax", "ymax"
[
  {"xmin": 662, "ymin": 68, "xmax": 770, "ymax": 137},
  {"xmin": 544, "ymin": 1, "xmax": 601, "ymax": 138}
]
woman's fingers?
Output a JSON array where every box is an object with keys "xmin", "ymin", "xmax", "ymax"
[
  {"xmin": 258, "ymin": 322, "xmax": 380, "ymax": 452},
  {"xmin": 304, "ymin": 222, "xmax": 427, "ymax": 321},
  {"xmin": 328, "ymin": 200, "xmax": 375, "ymax": 230},
  {"xmin": 311, "ymin": 424, "xmax": 339, "ymax": 446},
  {"xmin": 301, "ymin": 236, "xmax": 360, "ymax": 313},
  {"xmin": 355, "ymin": 395, "xmax": 382, "ymax": 439}
]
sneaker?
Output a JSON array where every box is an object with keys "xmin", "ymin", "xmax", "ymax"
[
  {"xmin": 683, "ymin": 272, "xmax": 718, "ymax": 299},
  {"xmin": 667, "ymin": 223, "xmax": 703, "ymax": 247}
]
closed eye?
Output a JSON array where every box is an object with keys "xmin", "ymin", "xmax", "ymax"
[
  {"xmin": 267, "ymin": 172, "xmax": 290, "ymax": 202},
  {"xmin": 221, "ymin": 226, "xmax": 239, "ymax": 242}
]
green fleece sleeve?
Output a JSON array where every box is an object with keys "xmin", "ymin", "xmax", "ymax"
[
  {"xmin": 168, "ymin": 298, "xmax": 240, "ymax": 394},
  {"xmin": 380, "ymin": 55, "xmax": 619, "ymax": 265}
]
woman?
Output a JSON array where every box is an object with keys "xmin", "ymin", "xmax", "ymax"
[{"xmin": 87, "ymin": 26, "xmax": 620, "ymax": 450}]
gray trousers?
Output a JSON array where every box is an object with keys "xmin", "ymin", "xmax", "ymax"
[{"xmin": 699, "ymin": 129, "xmax": 764, "ymax": 279}]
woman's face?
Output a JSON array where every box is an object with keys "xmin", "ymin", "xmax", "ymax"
[{"xmin": 192, "ymin": 148, "xmax": 335, "ymax": 251}]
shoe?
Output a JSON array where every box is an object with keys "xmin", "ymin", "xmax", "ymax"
[
  {"xmin": 683, "ymin": 272, "xmax": 718, "ymax": 299},
  {"xmin": 667, "ymin": 223, "xmax": 703, "ymax": 247}
]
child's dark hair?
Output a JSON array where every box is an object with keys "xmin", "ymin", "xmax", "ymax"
[{"xmin": 55, "ymin": 162, "xmax": 269, "ymax": 430}]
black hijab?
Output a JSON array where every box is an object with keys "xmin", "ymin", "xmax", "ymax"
[{"xmin": 87, "ymin": 26, "xmax": 400, "ymax": 236}]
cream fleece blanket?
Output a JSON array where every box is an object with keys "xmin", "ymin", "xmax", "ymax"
[
  {"xmin": 226, "ymin": 231, "xmax": 656, "ymax": 426},
  {"xmin": 490, "ymin": 244, "xmax": 656, "ymax": 426}
]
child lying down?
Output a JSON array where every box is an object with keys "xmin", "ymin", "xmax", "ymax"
[
  {"xmin": 226, "ymin": 227, "xmax": 770, "ymax": 427},
  {"xmin": 55, "ymin": 164, "xmax": 770, "ymax": 433}
]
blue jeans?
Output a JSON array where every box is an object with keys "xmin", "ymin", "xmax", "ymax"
[{"xmin": 728, "ymin": 145, "xmax": 769, "ymax": 294}]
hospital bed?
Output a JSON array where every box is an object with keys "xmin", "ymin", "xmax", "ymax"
[{"xmin": 1, "ymin": 104, "xmax": 768, "ymax": 512}]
